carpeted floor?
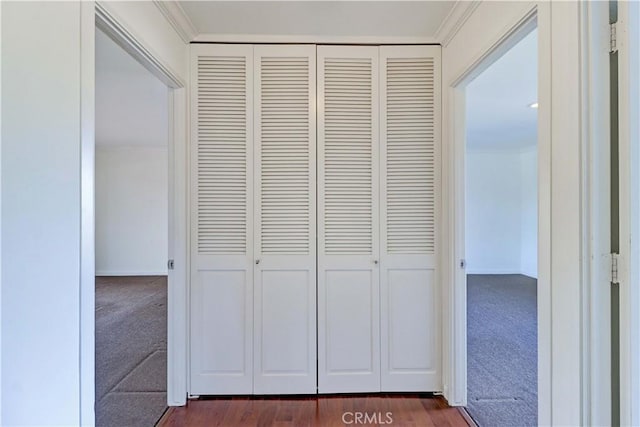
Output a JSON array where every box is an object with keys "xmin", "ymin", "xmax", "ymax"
[
  {"xmin": 466, "ymin": 274, "xmax": 537, "ymax": 427},
  {"xmin": 96, "ymin": 276, "xmax": 168, "ymax": 427}
]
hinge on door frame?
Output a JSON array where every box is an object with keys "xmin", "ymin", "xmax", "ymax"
[
  {"xmin": 168, "ymin": 259, "xmax": 175, "ymax": 270},
  {"xmin": 610, "ymin": 22, "xmax": 618, "ymax": 53},
  {"xmin": 611, "ymin": 253, "xmax": 620, "ymax": 284}
]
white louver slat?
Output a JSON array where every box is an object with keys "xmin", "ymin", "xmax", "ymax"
[
  {"xmin": 196, "ymin": 55, "xmax": 249, "ymax": 255},
  {"xmin": 259, "ymin": 57, "xmax": 311, "ymax": 254},
  {"xmin": 323, "ymin": 57, "xmax": 374, "ymax": 254},
  {"xmin": 385, "ymin": 57, "xmax": 436, "ymax": 254}
]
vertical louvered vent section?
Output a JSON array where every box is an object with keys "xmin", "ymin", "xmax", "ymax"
[
  {"xmin": 386, "ymin": 58, "xmax": 435, "ymax": 254},
  {"xmin": 324, "ymin": 58, "xmax": 373, "ymax": 254},
  {"xmin": 197, "ymin": 56, "xmax": 247, "ymax": 254},
  {"xmin": 260, "ymin": 57, "xmax": 310, "ymax": 254}
]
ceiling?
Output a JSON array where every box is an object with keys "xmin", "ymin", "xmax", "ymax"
[
  {"xmin": 179, "ymin": 1, "xmax": 455, "ymax": 40},
  {"xmin": 95, "ymin": 28, "xmax": 168, "ymax": 148},
  {"xmin": 466, "ymin": 29, "xmax": 538, "ymax": 150}
]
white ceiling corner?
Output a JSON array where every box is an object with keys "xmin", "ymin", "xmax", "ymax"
[
  {"xmin": 434, "ymin": 0, "xmax": 481, "ymax": 47},
  {"xmin": 95, "ymin": 28, "xmax": 170, "ymax": 148},
  {"xmin": 177, "ymin": 1, "xmax": 457, "ymax": 42},
  {"xmin": 155, "ymin": 1, "xmax": 482, "ymax": 45},
  {"xmin": 466, "ymin": 29, "xmax": 538, "ymax": 151},
  {"xmin": 153, "ymin": 0, "xmax": 198, "ymax": 43}
]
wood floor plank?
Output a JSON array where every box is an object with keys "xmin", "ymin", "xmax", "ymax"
[{"xmin": 157, "ymin": 395, "xmax": 471, "ymax": 427}]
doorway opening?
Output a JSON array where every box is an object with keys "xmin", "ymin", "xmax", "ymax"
[
  {"xmin": 463, "ymin": 29, "xmax": 538, "ymax": 426},
  {"xmin": 94, "ymin": 26, "xmax": 170, "ymax": 427}
]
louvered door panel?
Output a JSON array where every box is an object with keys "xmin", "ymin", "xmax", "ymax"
[
  {"xmin": 253, "ymin": 45, "xmax": 316, "ymax": 394},
  {"xmin": 380, "ymin": 46, "xmax": 441, "ymax": 392},
  {"xmin": 317, "ymin": 46, "xmax": 380, "ymax": 393},
  {"xmin": 190, "ymin": 44, "xmax": 254, "ymax": 395},
  {"xmin": 385, "ymin": 53, "xmax": 435, "ymax": 253},
  {"xmin": 323, "ymin": 56, "xmax": 374, "ymax": 255}
]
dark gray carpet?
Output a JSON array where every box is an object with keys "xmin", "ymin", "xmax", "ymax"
[
  {"xmin": 96, "ymin": 276, "xmax": 167, "ymax": 427},
  {"xmin": 467, "ymin": 274, "xmax": 537, "ymax": 427}
]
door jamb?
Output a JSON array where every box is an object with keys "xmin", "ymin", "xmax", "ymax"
[
  {"xmin": 443, "ymin": 2, "xmax": 549, "ymax": 419},
  {"xmin": 81, "ymin": 3, "xmax": 189, "ymax": 424},
  {"xmin": 617, "ymin": 0, "xmax": 640, "ymax": 425},
  {"xmin": 445, "ymin": 3, "xmax": 613, "ymax": 425}
]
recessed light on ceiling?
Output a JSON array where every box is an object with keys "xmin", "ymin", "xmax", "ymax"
[{"xmin": 528, "ymin": 102, "xmax": 539, "ymax": 109}]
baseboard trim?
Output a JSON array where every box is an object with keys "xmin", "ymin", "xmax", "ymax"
[
  {"xmin": 96, "ymin": 271, "xmax": 168, "ymax": 276},
  {"xmin": 466, "ymin": 270, "xmax": 539, "ymax": 280}
]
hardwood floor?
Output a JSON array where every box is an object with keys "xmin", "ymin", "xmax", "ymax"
[{"xmin": 157, "ymin": 394, "xmax": 472, "ymax": 427}]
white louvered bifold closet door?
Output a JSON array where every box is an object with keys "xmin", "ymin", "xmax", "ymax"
[
  {"xmin": 190, "ymin": 44, "xmax": 254, "ymax": 394},
  {"xmin": 253, "ymin": 45, "xmax": 317, "ymax": 394},
  {"xmin": 317, "ymin": 46, "xmax": 381, "ymax": 393},
  {"xmin": 379, "ymin": 46, "xmax": 441, "ymax": 391}
]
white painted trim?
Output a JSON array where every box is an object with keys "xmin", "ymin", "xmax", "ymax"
[
  {"xmin": 165, "ymin": 85, "xmax": 188, "ymax": 406},
  {"xmin": 95, "ymin": 271, "xmax": 168, "ymax": 277},
  {"xmin": 444, "ymin": 2, "xmax": 541, "ymax": 411},
  {"xmin": 80, "ymin": 3, "xmax": 96, "ymax": 425},
  {"xmin": 443, "ymin": 2, "xmax": 568, "ymax": 425},
  {"xmin": 581, "ymin": 2, "xmax": 612, "ymax": 425},
  {"xmin": 153, "ymin": 0, "xmax": 197, "ymax": 44},
  {"xmin": 434, "ymin": 0, "xmax": 481, "ymax": 48},
  {"xmin": 547, "ymin": 3, "xmax": 590, "ymax": 423},
  {"xmin": 445, "ymin": 86, "xmax": 467, "ymax": 405},
  {"xmin": 448, "ymin": 6, "xmax": 538, "ymax": 88},
  {"xmin": 618, "ymin": 1, "xmax": 640, "ymax": 425},
  {"xmin": 0, "ymin": 1, "xmax": 4, "ymax": 422},
  {"xmin": 192, "ymin": 33, "xmax": 439, "ymax": 45},
  {"xmin": 95, "ymin": 1, "xmax": 185, "ymax": 89},
  {"xmin": 535, "ymin": 5, "xmax": 552, "ymax": 424},
  {"xmin": 88, "ymin": 2, "xmax": 190, "ymax": 411}
]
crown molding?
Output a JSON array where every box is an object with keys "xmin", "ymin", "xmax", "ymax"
[
  {"xmin": 192, "ymin": 34, "xmax": 439, "ymax": 45},
  {"xmin": 153, "ymin": 0, "xmax": 198, "ymax": 43},
  {"xmin": 153, "ymin": 0, "xmax": 479, "ymax": 47},
  {"xmin": 434, "ymin": 0, "xmax": 481, "ymax": 47}
]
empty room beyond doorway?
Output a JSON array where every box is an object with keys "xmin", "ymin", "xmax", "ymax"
[
  {"xmin": 464, "ymin": 29, "xmax": 538, "ymax": 426},
  {"xmin": 94, "ymin": 26, "xmax": 170, "ymax": 427}
]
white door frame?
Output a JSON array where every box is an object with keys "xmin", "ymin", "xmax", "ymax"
[
  {"xmin": 617, "ymin": 0, "xmax": 640, "ymax": 425},
  {"xmin": 81, "ymin": 2, "xmax": 189, "ymax": 423},
  {"xmin": 444, "ymin": 4, "xmax": 541, "ymax": 408},
  {"xmin": 445, "ymin": 2, "xmax": 612, "ymax": 425}
]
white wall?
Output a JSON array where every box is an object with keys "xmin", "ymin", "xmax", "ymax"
[
  {"xmin": 96, "ymin": 147, "xmax": 168, "ymax": 276},
  {"xmin": 95, "ymin": 27, "xmax": 170, "ymax": 148},
  {"xmin": 465, "ymin": 147, "xmax": 537, "ymax": 277},
  {"xmin": 1, "ymin": 1, "xmax": 188, "ymax": 424},
  {"xmin": 2, "ymin": 2, "xmax": 82, "ymax": 425},
  {"xmin": 95, "ymin": 25, "xmax": 169, "ymax": 277},
  {"xmin": 466, "ymin": 148, "xmax": 522, "ymax": 274}
]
